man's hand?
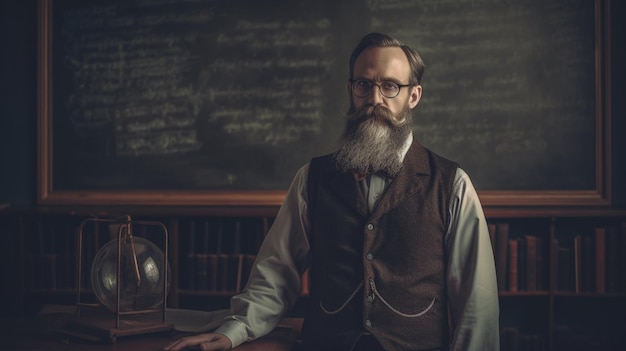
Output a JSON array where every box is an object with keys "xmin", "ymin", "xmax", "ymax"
[{"xmin": 163, "ymin": 333, "xmax": 232, "ymax": 351}]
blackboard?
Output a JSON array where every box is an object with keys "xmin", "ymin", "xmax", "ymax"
[{"xmin": 39, "ymin": 0, "xmax": 610, "ymax": 206}]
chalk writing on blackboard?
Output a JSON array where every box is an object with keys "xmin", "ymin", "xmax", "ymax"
[{"xmin": 45, "ymin": 0, "xmax": 604, "ymax": 203}]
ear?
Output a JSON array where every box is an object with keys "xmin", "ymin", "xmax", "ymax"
[{"xmin": 408, "ymin": 85, "xmax": 422, "ymax": 109}]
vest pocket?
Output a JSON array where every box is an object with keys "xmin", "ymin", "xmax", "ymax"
[{"xmin": 319, "ymin": 280, "xmax": 364, "ymax": 315}]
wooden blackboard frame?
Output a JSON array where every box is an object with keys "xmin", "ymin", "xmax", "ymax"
[{"xmin": 37, "ymin": 0, "xmax": 612, "ymax": 207}]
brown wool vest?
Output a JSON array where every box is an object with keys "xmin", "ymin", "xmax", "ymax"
[{"xmin": 301, "ymin": 141, "xmax": 458, "ymax": 351}]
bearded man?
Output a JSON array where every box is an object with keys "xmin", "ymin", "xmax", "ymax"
[{"xmin": 165, "ymin": 32, "xmax": 499, "ymax": 351}]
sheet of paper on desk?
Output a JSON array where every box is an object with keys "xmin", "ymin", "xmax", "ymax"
[
  {"xmin": 39, "ymin": 305, "xmax": 232, "ymax": 334},
  {"xmin": 165, "ymin": 308, "xmax": 231, "ymax": 332}
]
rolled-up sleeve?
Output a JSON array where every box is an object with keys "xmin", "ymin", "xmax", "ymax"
[
  {"xmin": 214, "ymin": 164, "xmax": 311, "ymax": 348},
  {"xmin": 446, "ymin": 168, "xmax": 500, "ymax": 351}
]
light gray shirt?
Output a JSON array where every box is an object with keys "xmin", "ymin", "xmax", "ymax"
[{"xmin": 215, "ymin": 137, "xmax": 500, "ymax": 351}]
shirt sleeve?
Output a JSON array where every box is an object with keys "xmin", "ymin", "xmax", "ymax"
[
  {"xmin": 214, "ymin": 163, "xmax": 311, "ymax": 348},
  {"xmin": 446, "ymin": 168, "xmax": 500, "ymax": 351}
]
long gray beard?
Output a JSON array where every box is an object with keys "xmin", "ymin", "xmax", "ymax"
[{"xmin": 334, "ymin": 105, "xmax": 413, "ymax": 177}]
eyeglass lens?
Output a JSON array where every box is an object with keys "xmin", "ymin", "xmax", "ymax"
[{"xmin": 352, "ymin": 80, "xmax": 400, "ymax": 98}]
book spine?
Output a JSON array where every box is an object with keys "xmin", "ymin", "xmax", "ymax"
[
  {"xmin": 556, "ymin": 244, "xmax": 572, "ymax": 292},
  {"xmin": 595, "ymin": 227, "xmax": 606, "ymax": 293},
  {"xmin": 525, "ymin": 235, "xmax": 537, "ymax": 291},
  {"xmin": 517, "ymin": 237, "xmax": 527, "ymax": 291},
  {"xmin": 622, "ymin": 221, "xmax": 626, "ymax": 293},
  {"xmin": 496, "ymin": 223, "xmax": 509, "ymax": 291},
  {"xmin": 301, "ymin": 269, "xmax": 311, "ymax": 296},
  {"xmin": 508, "ymin": 239, "xmax": 518, "ymax": 292},
  {"xmin": 574, "ymin": 235, "xmax": 581, "ymax": 293},
  {"xmin": 605, "ymin": 226, "xmax": 620, "ymax": 293},
  {"xmin": 535, "ymin": 237, "xmax": 545, "ymax": 291},
  {"xmin": 581, "ymin": 235, "xmax": 593, "ymax": 292},
  {"xmin": 195, "ymin": 253, "xmax": 208, "ymax": 291},
  {"xmin": 187, "ymin": 220, "xmax": 196, "ymax": 290}
]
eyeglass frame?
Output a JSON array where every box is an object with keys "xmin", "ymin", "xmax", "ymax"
[{"xmin": 349, "ymin": 78, "xmax": 414, "ymax": 99}]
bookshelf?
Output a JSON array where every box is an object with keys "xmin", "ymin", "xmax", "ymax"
[
  {"xmin": 1, "ymin": 206, "xmax": 626, "ymax": 350},
  {"xmin": 485, "ymin": 208, "xmax": 626, "ymax": 351}
]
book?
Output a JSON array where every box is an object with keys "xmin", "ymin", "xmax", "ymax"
[
  {"xmin": 186, "ymin": 220, "xmax": 196, "ymax": 290},
  {"xmin": 495, "ymin": 223, "xmax": 509, "ymax": 291},
  {"xmin": 508, "ymin": 239, "xmax": 518, "ymax": 292},
  {"xmin": 217, "ymin": 254, "xmax": 230, "ymax": 291},
  {"xmin": 235, "ymin": 254, "xmax": 244, "ymax": 292},
  {"xmin": 525, "ymin": 235, "xmax": 537, "ymax": 291},
  {"xmin": 555, "ymin": 241, "xmax": 572, "ymax": 292},
  {"xmin": 606, "ymin": 225, "xmax": 622, "ymax": 292},
  {"xmin": 594, "ymin": 227, "xmax": 606, "ymax": 293},
  {"xmin": 228, "ymin": 254, "xmax": 241, "ymax": 292},
  {"xmin": 517, "ymin": 237, "xmax": 527, "ymax": 291},
  {"xmin": 59, "ymin": 221, "xmax": 75, "ymax": 290},
  {"xmin": 208, "ymin": 254, "xmax": 219, "ymax": 291},
  {"xmin": 215, "ymin": 220, "xmax": 224, "ymax": 254},
  {"xmin": 622, "ymin": 221, "xmax": 626, "ymax": 292},
  {"xmin": 573, "ymin": 235, "xmax": 581, "ymax": 293},
  {"xmin": 186, "ymin": 252, "xmax": 196, "ymax": 290},
  {"xmin": 195, "ymin": 253, "xmax": 209, "ymax": 291},
  {"xmin": 203, "ymin": 219, "xmax": 214, "ymax": 254},
  {"xmin": 217, "ymin": 219, "xmax": 235, "ymax": 255},
  {"xmin": 301, "ymin": 269, "xmax": 311, "ymax": 296},
  {"xmin": 581, "ymin": 235, "xmax": 594, "ymax": 292},
  {"xmin": 240, "ymin": 218, "xmax": 263, "ymax": 254},
  {"xmin": 535, "ymin": 237, "xmax": 546, "ymax": 291},
  {"xmin": 232, "ymin": 220, "xmax": 242, "ymax": 254}
]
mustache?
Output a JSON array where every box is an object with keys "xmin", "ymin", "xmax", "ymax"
[{"xmin": 347, "ymin": 104, "xmax": 407, "ymax": 126}]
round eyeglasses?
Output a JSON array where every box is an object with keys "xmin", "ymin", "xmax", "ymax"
[{"xmin": 350, "ymin": 79, "xmax": 413, "ymax": 98}]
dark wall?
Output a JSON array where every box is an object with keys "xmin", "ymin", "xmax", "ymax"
[
  {"xmin": 1, "ymin": 0, "xmax": 624, "ymax": 208},
  {"xmin": 0, "ymin": 0, "xmax": 38, "ymax": 207},
  {"xmin": 610, "ymin": 0, "xmax": 626, "ymax": 207}
]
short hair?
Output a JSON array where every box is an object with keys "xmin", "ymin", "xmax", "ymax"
[{"xmin": 348, "ymin": 32, "xmax": 425, "ymax": 85}]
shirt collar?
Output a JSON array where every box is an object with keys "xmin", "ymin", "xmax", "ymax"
[{"xmin": 398, "ymin": 132, "xmax": 413, "ymax": 163}]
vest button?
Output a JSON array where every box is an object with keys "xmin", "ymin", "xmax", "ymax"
[
  {"xmin": 365, "ymin": 319, "xmax": 372, "ymax": 328},
  {"xmin": 366, "ymin": 295, "xmax": 374, "ymax": 303},
  {"xmin": 366, "ymin": 253, "xmax": 373, "ymax": 261},
  {"xmin": 366, "ymin": 223, "xmax": 374, "ymax": 230}
]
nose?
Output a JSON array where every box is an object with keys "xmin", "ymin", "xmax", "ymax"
[{"xmin": 367, "ymin": 85, "xmax": 384, "ymax": 105}]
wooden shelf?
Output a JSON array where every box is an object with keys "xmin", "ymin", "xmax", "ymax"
[{"xmin": 3, "ymin": 206, "xmax": 626, "ymax": 351}]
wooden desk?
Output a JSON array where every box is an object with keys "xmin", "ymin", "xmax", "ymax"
[{"xmin": 2, "ymin": 315, "xmax": 300, "ymax": 351}]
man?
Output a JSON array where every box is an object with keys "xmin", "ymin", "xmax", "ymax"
[{"xmin": 164, "ymin": 32, "xmax": 499, "ymax": 351}]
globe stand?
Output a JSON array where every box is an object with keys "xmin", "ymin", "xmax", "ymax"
[{"xmin": 61, "ymin": 216, "xmax": 174, "ymax": 343}]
